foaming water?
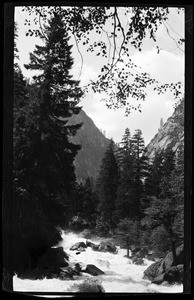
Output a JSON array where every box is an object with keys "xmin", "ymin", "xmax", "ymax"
[{"xmin": 13, "ymin": 231, "xmax": 183, "ymax": 293}]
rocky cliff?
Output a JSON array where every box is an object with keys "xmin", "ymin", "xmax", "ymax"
[
  {"xmin": 146, "ymin": 99, "xmax": 184, "ymax": 158},
  {"xmin": 68, "ymin": 110, "xmax": 111, "ymax": 182}
]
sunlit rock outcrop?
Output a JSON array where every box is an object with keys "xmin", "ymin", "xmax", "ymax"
[{"xmin": 146, "ymin": 99, "xmax": 184, "ymax": 158}]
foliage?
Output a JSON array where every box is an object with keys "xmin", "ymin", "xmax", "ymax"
[
  {"xmin": 13, "ymin": 11, "xmax": 83, "ymax": 272},
  {"xmin": 115, "ymin": 129, "xmax": 149, "ymax": 221},
  {"xmin": 116, "ymin": 218, "xmax": 140, "ymax": 246},
  {"xmin": 144, "ymin": 149, "xmax": 165, "ymax": 197},
  {"xmin": 141, "ymin": 145, "xmax": 184, "ymax": 262},
  {"xmin": 68, "ymin": 177, "xmax": 99, "ymax": 228},
  {"xmin": 150, "ymin": 225, "xmax": 171, "ymax": 254},
  {"xmin": 96, "ymin": 139, "xmax": 119, "ymax": 228},
  {"xmin": 114, "ymin": 129, "xmax": 136, "ymax": 220},
  {"xmin": 22, "ymin": 6, "xmax": 184, "ymax": 115}
]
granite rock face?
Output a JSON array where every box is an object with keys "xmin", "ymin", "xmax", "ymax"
[
  {"xmin": 68, "ymin": 109, "xmax": 111, "ymax": 182},
  {"xmin": 146, "ymin": 99, "xmax": 184, "ymax": 158}
]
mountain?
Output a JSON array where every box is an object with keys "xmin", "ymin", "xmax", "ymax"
[
  {"xmin": 146, "ymin": 99, "xmax": 184, "ymax": 158},
  {"xmin": 68, "ymin": 110, "xmax": 111, "ymax": 182}
]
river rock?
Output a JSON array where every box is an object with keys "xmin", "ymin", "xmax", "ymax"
[
  {"xmin": 146, "ymin": 251, "xmax": 163, "ymax": 262},
  {"xmin": 19, "ymin": 265, "xmax": 61, "ymax": 280},
  {"xmin": 70, "ymin": 241, "xmax": 87, "ymax": 251},
  {"xmin": 163, "ymin": 264, "xmax": 183, "ymax": 283},
  {"xmin": 134, "ymin": 258, "xmax": 145, "ymax": 266},
  {"xmin": 98, "ymin": 241, "xmax": 117, "ymax": 253},
  {"xmin": 151, "ymin": 273, "xmax": 165, "ymax": 285},
  {"xmin": 130, "ymin": 245, "xmax": 140, "ymax": 254},
  {"xmin": 143, "ymin": 259, "xmax": 163, "ymax": 281},
  {"xmin": 86, "ymin": 240, "xmax": 96, "ymax": 248},
  {"xmin": 92, "ymin": 244, "xmax": 100, "ymax": 251},
  {"xmin": 59, "ymin": 266, "xmax": 78, "ymax": 279},
  {"xmin": 18, "ymin": 246, "xmax": 69, "ymax": 280},
  {"xmin": 38, "ymin": 246, "xmax": 69, "ymax": 268},
  {"xmin": 136, "ymin": 248, "xmax": 148, "ymax": 258},
  {"xmin": 84, "ymin": 264, "xmax": 105, "ymax": 276},
  {"xmin": 80, "ymin": 229, "xmax": 92, "ymax": 239},
  {"xmin": 143, "ymin": 244, "xmax": 184, "ymax": 283}
]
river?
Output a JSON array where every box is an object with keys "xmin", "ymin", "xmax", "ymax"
[{"xmin": 13, "ymin": 230, "xmax": 183, "ymax": 294}]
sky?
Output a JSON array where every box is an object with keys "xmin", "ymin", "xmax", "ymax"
[{"xmin": 14, "ymin": 6, "xmax": 185, "ymax": 145}]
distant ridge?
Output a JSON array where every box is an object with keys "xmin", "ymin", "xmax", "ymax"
[{"xmin": 68, "ymin": 109, "xmax": 111, "ymax": 182}]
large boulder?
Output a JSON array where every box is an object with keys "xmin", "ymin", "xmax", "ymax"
[
  {"xmin": 93, "ymin": 241, "xmax": 117, "ymax": 253},
  {"xmin": 143, "ymin": 244, "xmax": 184, "ymax": 284},
  {"xmin": 70, "ymin": 241, "xmax": 87, "ymax": 251},
  {"xmin": 146, "ymin": 251, "xmax": 164, "ymax": 262},
  {"xmin": 92, "ymin": 244, "xmax": 100, "ymax": 251},
  {"xmin": 84, "ymin": 264, "xmax": 105, "ymax": 276},
  {"xmin": 163, "ymin": 265, "xmax": 183, "ymax": 283},
  {"xmin": 38, "ymin": 246, "xmax": 69, "ymax": 268},
  {"xmin": 19, "ymin": 265, "xmax": 61, "ymax": 280},
  {"xmin": 151, "ymin": 273, "xmax": 165, "ymax": 285},
  {"xmin": 136, "ymin": 248, "xmax": 148, "ymax": 258},
  {"xmin": 59, "ymin": 265, "xmax": 81, "ymax": 279},
  {"xmin": 18, "ymin": 247, "xmax": 69, "ymax": 280},
  {"xmin": 143, "ymin": 259, "xmax": 164, "ymax": 281},
  {"xmin": 130, "ymin": 245, "xmax": 140, "ymax": 254},
  {"xmin": 86, "ymin": 240, "xmax": 96, "ymax": 248},
  {"xmin": 134, "ymin": 258, "xmax": 145, "ymax": 266},
  {"xmin": 80, "ymin": 229, "xmax": 92, "ymax": 239}
]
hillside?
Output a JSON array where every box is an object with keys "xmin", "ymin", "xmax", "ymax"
[
  {"xmin": 68, "ymin": 109, "xmax": 111, "ymax": 182},
  {"xmin": 146, "ymin": 99, "xmax": 184, "ymax": 158}
]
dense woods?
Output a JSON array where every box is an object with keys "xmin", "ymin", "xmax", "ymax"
[
  {"xmin": 95, "ymin": 130, "xmax": 184, "ymax": 262},
  {"xmin": 13, "ymin": 11, "xmax": 83, "ymax": 274},
  {"xmin": 2, "ymin": 5, "xmax": 187, "ymax": 292}
]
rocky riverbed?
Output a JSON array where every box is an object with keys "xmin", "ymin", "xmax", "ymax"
[{"xmin": 13, "ymin": 230, "xmax": 183, "ymax": 293}]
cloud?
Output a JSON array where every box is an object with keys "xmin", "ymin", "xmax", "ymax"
[
  {"xmin": 130, "ymin": 48, "xmax": 184, "ymax": 84},
  {"xmin": 15, "ymin": 7, "xmax": 184, "ymax": 146},
  {"xmin": 80, "ymin": 48, "xmax": 184, "ymax": 145}
]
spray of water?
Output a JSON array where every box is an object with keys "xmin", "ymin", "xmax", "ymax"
[{"xmin": 13, "ymin": 230, "xmax": 183, "ymax": 293}]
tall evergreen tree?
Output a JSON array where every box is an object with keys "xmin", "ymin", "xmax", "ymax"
[
  {"xmin": 23, "ymin": 10, "xmax": 83, "ymax": 212},
  {"xmin": 96, "ymin": 139, "xmax": 119, "ymax": 230},
  {"xmin": 114, "ymin": 128, "xmax": 136, "ymax": 220},
  {"xmin": 144, "ymin": 149, "xmax": 165, "ymax": 197},
  {"xmin": 141, "ymin": 146, "xmax": 183, "ymax": 263},
  {"xmin": 13, "ymin": 11, "xmax": 83, "ymax": 272},
  {"xmin": 131, "ymin": 129, "xmax": 148, "ymax": 219}
]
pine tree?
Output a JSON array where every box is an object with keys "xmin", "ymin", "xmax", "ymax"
[
  {"xmin": 131, "ymin": 129, "xmax": 148, "ymax": 219},
  {"xmin": 120, "ymin": 128, "xmax": 132, "ymax": 152},
  {"xmin": 114, "ymin": 128, "xmax": 136, "ymax": 221},
  {"xmin": 13, "ymin": 11, "xmax": 83, "ymax": 272},
  {"xmin": 115, "ymin": 218, "xmax": 140, "ymax": 258},
  {"xmin": 23, "ymin": 10, "xmax": 83, "ymax": 210},
  {"xmin": 96, "ymin": 139, "xmax": 119, "ymax": 231},
  {"xmin": 144, "ymin": 149, "xmax": 165, "ymax": 197},
  {"xmin": 141, "ymin": 146, "xmax": 183, "ymax": 263}
]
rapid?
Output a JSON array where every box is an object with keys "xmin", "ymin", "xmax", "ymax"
[{"xmin": 13, "ymin": 231, "xmax": 183, "ymax": 294}]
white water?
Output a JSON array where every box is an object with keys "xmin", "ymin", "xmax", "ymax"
[{"xmin": 13, "ymin": 231, "xmax": 183, "ymax": 294}]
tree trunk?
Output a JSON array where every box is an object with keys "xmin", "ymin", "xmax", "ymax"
[
  {"xmin": 166, "ymin": 225, "xmax": 178, "ymax": 266},
  {"xmin": 126, "ymin": 246, "xmax": 130, "ymax": 258},
  {"xmin": 170, "ymin": 239, "xmax": 178, "ymax": 266}
]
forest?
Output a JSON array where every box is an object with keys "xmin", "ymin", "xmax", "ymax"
[{"xmin": 3, "ymin": 5, "xmax": 190, "ymax": 292}]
